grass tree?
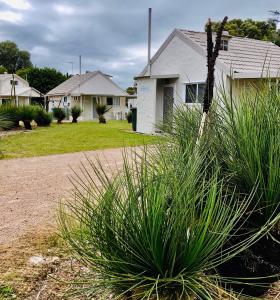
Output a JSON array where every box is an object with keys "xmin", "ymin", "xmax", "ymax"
[
  {"xmin": 53, "ymin": 107, "xmax": 66, "ymax": 124},
  {"xmin": 96, "ymin": 103, "xmax": 111, "ymax": 123},
  {"xmin": 71, "ymin": 106, "xmax": 82, "ymax": 123},
  {"xmin": 18, "ymin": 105, "xmax": 36, "ymax": 130}
]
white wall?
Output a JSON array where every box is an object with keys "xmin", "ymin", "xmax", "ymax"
[
  {"xmin": 137, "ymin": 78, "xmax": 157, "ymax": 133},
  {"xmin": 136, "ymin": 34, "xmax": 227, "ymax": 133}
]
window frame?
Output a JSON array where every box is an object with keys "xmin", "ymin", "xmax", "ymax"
[
  {"xmin": 220, "ymin": 39, "xmax": 229, "ymax": 51},
  {"xmin": 106, "ymin": 97, "xmax": 113, "ymax": 106},
  {"xmin": 113, "ymin": 97, "xmax": 120, "ymax": 107},
  {"xmin": 185, "ymin": 82, "xmax": 206, "ymax": 104}
]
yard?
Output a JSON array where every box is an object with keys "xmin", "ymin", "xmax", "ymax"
[{"xmin": 0, "ymin": 121, "xmax": 158, "ymax": 159}]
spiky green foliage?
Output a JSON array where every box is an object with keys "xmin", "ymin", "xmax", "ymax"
[
  {"xmin": 71, "ymin": 106, "xmax": 82, "ymax": 123},
  {"xmin": 96, "ymin": 103, "xmax": 111, "ymax": 124},
  {"xmin": 59, "ymin": 139, "xmax": 277, "ymax": 299},
  {"xmin": 53, "ymin": 107, "xmax": 66, "ymax": 124},
  {"xmin": 0, "ymin": 114, "xmax": 12, "ymax": 130},
  {"xmin": 0, "ymin": 105, "xmax": 20, "ymax": 129},
  {"xmin": 34, "ymin": 106, "xmax": 52, "ymax": 126},
  {"xmin": 212, "ymin": 84, "xmax": 280, "ymax": 225},
  {"xmin": 18, "ymin": 105, "xmax": 36, "ymax": 130}
]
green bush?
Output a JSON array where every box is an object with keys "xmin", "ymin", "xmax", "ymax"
[
  {"xmin": 96, "ymin": 103, "xmax": 111, "ymax": 123},
  {"xmin": 0, "ymin": 105, "xmax": 20, "ymax": 129},
  {"xmin": 71, "ymin": 106, "xmax": 82, "ymax": 123},
  {"xmin": 18, "ymin": 105, "xmax": 36, "ymax": 130},
  {"xmin": 59, "ymin": 141, "xmax": 273, "ymax": 299},
  {"xmin": 34, "ymin": 106, "xmax": 52, "ymax": 126},
  {"xmin": 126, "ymin": 110, "xmax": 132, "ymax": 123},
  {"xmin": 53, "ymin": 107, "xmax": 66, "ymax": 124}
]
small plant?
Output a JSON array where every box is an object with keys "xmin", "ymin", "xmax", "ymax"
[
  {"xmin": 71, "ymin": 106, "xmax": 82, "ymax": 123},
  {"xmin": 0, "ymin": 284, "xmax": 15, "ymax": 298},
  {"xmin": 18, "ymin": 105, "xmax": 36, "ymax": 130},
  {"xmin": 53, "ymin": 107, "xmax": 66, "ymax": 124},
  {"xmin": 96, "ymin": 103, "xmax": 110, "ymax": 124},
  {"xmin": 126, "ymin": 110, "xmax": 132, "ymax": 123},
  {"xmin": 34, "ymin": 106, "xmax": 52, "ymax": 126}
]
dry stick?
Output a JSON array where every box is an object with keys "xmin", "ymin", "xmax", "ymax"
[{"xmin": 197, "ymin": 16, "xmax": 228, "ymax": 143}]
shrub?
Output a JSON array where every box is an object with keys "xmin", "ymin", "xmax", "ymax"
[
  {"xmin": 0, "ymin": 105, "xmax": 20, "ymax": 129},
  {"xmin": 53, "ymin": 107, "xmax": 66, "ymax": 124},
  {"xmin": 126, "ymin": 110, "xmax": 132, "ymax": 123},
  {"xmin": 0, "ymin": 114, "xmax": 13, "ymax": 130},
  {"xmin": 71, "ymin": 106, "xmax": 82, "ymax": 123},
  {"xmin": 34, "ymin": 107, "xmax": 52, "ymax": 126},
  {"xmin": 96, "ymin": 103, "xmax": 111, "ymax": 124},
  {"xmin": 59, "ymin": 140, "xmax": 275, "ymax": 299},
  {"xmin": 18, "ymin": 105, "xmax": 36, "ymax": 130}
]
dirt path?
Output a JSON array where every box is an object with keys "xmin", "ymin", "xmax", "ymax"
[{"xmin": 0, "ymin": 148, "xmax": 126, "ymax": 245}]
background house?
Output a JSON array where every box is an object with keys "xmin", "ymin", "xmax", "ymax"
[
  {"xmin": 0, "ymin": 73, "xmax": 42, "ymax": 106},
  {"xmin": 135, "ymin": 29, "xmax": 280, "ymax": 133},
  {"xmin": 46, "ymin": 71, "xmax": 130, "ymax": 121}
]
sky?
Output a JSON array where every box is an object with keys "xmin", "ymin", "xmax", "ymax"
[{"xmin": 0, "ymin": 0, "xmax": 279, "ymax": 88}]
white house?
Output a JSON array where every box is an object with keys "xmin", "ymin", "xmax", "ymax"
[
  {"xmin": 46, "ymin": 71, "xmax": 131, "ymax": 121},
  {"xmin": 0, "ymin": 73, "xmax": 42, "ymax": 106},
  {"xmin": 135, "ymin": 29, "xmax": 280, "ymax": 133}
]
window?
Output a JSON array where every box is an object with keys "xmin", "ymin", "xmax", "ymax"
[
  {"xmin": 107, "ymin": 97, "xmax": 113, "ymax": 105},
  {"xmin": 2, "ymin": 98, "xmax": 12, "ymax": 105},
  {"xmin": 73, "ymin": 96, "xmax": 80, "ymax": 101},
  {"xmin": 113, "ymin": 97, "xmax": 120, "ymax": 106},
  {"xmin": 63, "ymin": 96, "xmax": 67, "ymax": 102},
  {"xmin": 220, "ymin": 39, "xmax": 228, "ymax": 51},
  {"xmin": 185, "ymin": 83, "xmax": 206, "ymax": 103}
]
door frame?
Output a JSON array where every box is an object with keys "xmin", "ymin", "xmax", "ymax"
[{"xmin": 162, "ymin": 83, "xmax": 175, "ymax": 124}]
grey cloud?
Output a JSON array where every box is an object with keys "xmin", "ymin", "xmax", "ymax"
[{"xmin": 0, "ymin": 0, "xmax": 279, "ymax": 87}]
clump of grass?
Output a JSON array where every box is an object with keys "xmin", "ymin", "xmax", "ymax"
[
  {"xmin": 212, "ymin": 83, "xmax": 280, "ymax": 225},
  {"xmin": 59, "ymin": 141, "xmax": 275, "ymax": 299},
  {"xmin": 34, "ymin": 106, "xmax": 52, "ymax": 126},
  {"xmin": 71, "ymin": 106, "xmax": 82, "ymax": 123},
  {"xmin": 0, "ymin": 105, "xmax": 20, "ymax": 129},
  {"xmin": 0, "ymin": 284, "xmax": 15, "ymax": 298},
  {"xmin": 53, "ymin": 107, "xmax": 66, "ymax": 124}
]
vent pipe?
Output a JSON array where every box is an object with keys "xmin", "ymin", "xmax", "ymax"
[
  {"xmin": 147, "ymin": 8, "xmax": 152, "ymax": 76},
  {"xmin": 79, "ymin": 55, "xmax": 82, "ymax": 75}
]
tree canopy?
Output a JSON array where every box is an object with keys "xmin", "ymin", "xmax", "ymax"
[
  {"xmin": 0, "ymin": 41, "xmax": 32, "ymax": 73},
  {"xmin": 126, "ymin": 86, "xmax": 137, "ymax": 95},
  {"xmin": 17, "ymin": 67, "xmax": 68, "ymax": 94},
  {"xmin": 208, "ymin": 18, "xmax": 280, "ymax": 46}
]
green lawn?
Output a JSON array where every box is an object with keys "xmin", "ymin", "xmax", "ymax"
[{"xmin": 0, "ymin": 121, "xmax": 158, "ymax": 159}]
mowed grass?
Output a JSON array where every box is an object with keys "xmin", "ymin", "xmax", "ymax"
[{"xmin": 0, "ymin": 121, "xmax": 159, "ymax": 159}]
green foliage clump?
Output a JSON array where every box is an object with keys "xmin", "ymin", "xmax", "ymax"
[
  {"xmin": 16, "ymin": 67, "xmax": 67, "ymax": 95},
  {"xmin": 96, "ymin": 103, "xmax": 110, "ymax": 124},
  {"xmin": 209, "ymin": 18, "xmax": 280, "ymax": 46},
  {"xmin": 0, "ymin": 65, "xmax": 7, "ymax": 74},
  {"xmin": 34, "ymin": 106, "xmax": 52, "ymax": 126},
  {"xmin": 0, "ymin": 40, "xmax": 32, "ymax": 73},
  {"xmin": 212, "ymin": 83, "xmax": 280, "ymax": 225},
  {"xmin": 0, "ymin": 105, "xmax": 20, "ymax": 129},
  {"xmin": 18, "ymin": 105, "xmax": 36, "ymax": 130},
  {"xmin": 71, "ymin": 106, "xmax": 82, "ymax": 123},
  {"xmin": 52, "ymin": 107, "xmax": 66, "ymax": 124}
]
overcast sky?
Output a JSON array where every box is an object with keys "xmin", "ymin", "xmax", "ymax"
[{"xmin": 0, "ymin": 0, "xmax": 279, "ymax": 87}]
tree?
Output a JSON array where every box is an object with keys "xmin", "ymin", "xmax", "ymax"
[
  {"xmin": 126, "ymin": 86, "xmax": 137, "ymax": 95},
  {"xmin": 208, "ymin": 18, "xmax": 280, "ymax": 46},
  {"xmin": 17, "ymin": 67, "xmax": 67, "ymax": 94},
  {"xmin": 0, "ymin": 41, "xmax": 32, "ymax": 73}
]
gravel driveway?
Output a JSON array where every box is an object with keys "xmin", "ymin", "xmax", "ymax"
[{"xmin": 0, "ymin": 148, "xmax": 126, "ymax": 245}]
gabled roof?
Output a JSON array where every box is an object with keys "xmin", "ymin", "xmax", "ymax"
[
  {"xmin": 46, "ymin": 70, "xmax": 129, "ymax": 96},
  {"xmin": 138, "ymin": 29, "xmax": 280, "ymax": 79}
]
